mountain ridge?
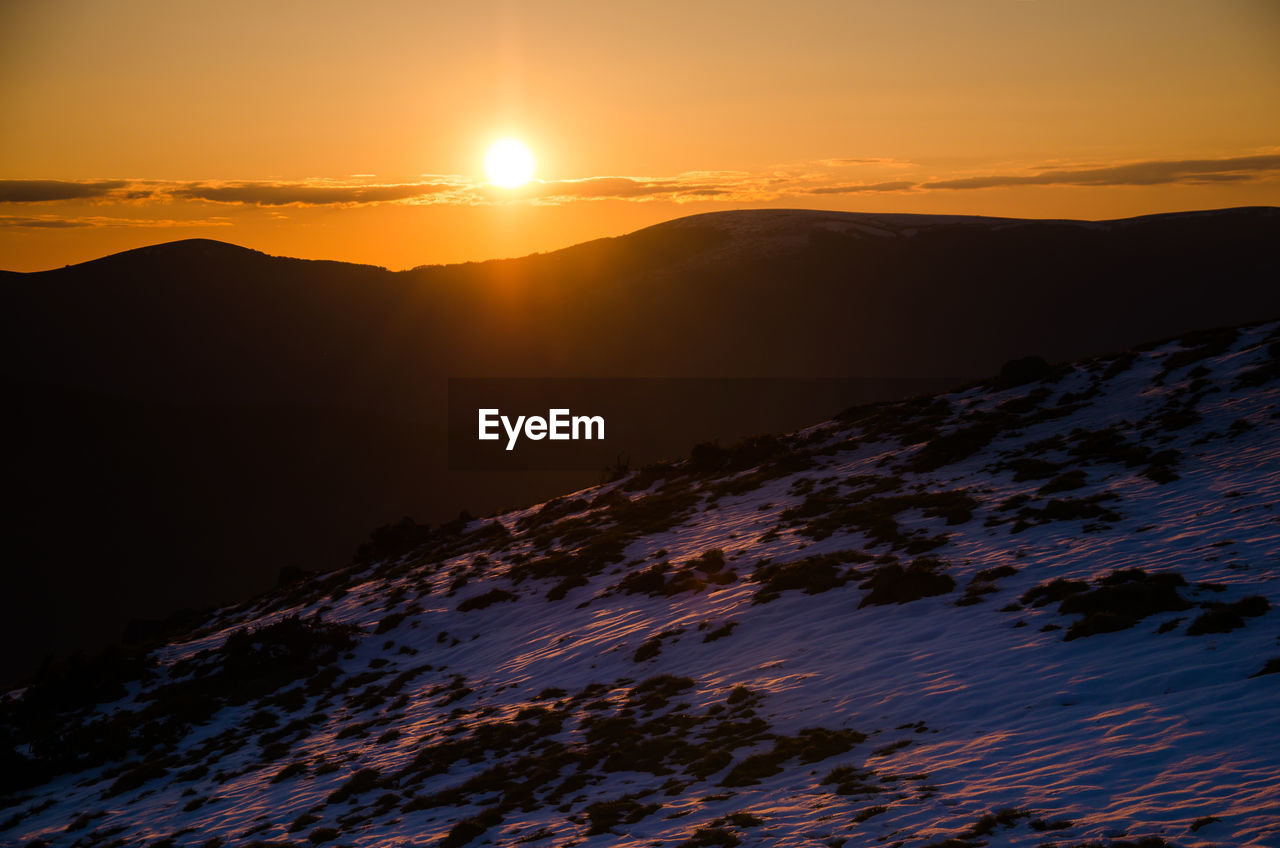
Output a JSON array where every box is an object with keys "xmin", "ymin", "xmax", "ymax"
[
  {"xmin": 5, "ymin": 204, "xmax": 1274, "ymax": 279},
  {"xmin": 4, "ymin": 205, "xmax": 1278, "ymax": 277},
  {"xmin": 2, "ymin": 204, "xmax": 1278, "ymax": 690}
]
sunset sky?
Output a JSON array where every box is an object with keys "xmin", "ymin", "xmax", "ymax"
[{"xmin": 2, "ymin": 0, "xmax": 1278, "ymax": 272}]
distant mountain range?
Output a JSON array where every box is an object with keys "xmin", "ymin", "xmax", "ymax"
[{"xmin": 2, "ymin": 206, "xmax": 1278, "ymax": 684}]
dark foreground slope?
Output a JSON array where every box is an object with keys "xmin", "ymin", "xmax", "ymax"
[
  {"xmin": 3, "ymin": 319, "xmax": 1278, "ymax": 847},
  {"xmin": 1, "ymin": 207, "xmax": 1278, "ymax": 683}
]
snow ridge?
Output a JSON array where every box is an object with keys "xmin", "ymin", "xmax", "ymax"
[{"xmin": 4, "ymin": 323, "xmax": 1280, "ymax": 848}]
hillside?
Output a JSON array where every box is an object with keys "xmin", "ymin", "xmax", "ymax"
[
  {"xmin": 4, "ymin": 319, "xmax": 1278, "ymax": 847},
  {"xmin": 2, "ymin": 206, "xmax": 1279, "ymax": 686}
]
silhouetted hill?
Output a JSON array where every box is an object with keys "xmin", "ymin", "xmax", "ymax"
[
  {"xmin": 6, "ymin": 208, "xmax": 1278, "ymax": 400},
  {"xmin": 1, "ymin": 206, "xmax": 1277, "ymax": 684}
]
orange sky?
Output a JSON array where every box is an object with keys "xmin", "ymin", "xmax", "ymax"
[{"xmin": 2, "ymin": 0, "xmax": 1278, "ymax": 271}]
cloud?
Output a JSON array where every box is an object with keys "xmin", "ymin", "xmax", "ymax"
[
  {"xmin": 818, "ymin": 157, "xmax": 915, "ymax": 168},
  {"xmin": 3, "ymin": 151, "xmax": 1276, "ymax": 225},
  {"xmin": 506, "ymin": 175, "xmax": 741, "ymax": 203},
  {"xmin": 921, "ymin": 154, "xmax": 1280, "ymax": 190},
  {"xmin": 804, "ymin": 180, "xmax": 916, "ymax": 195},
  {"xmin": 0, "ymin": 215, "xmax": 232, "ymax": 228},
  {"xmin": 547, "ymin": 177, "xmax": 703, "ymax": 199},
  {"xmin": 0, "ymin": 180, "xmax": 130, "ymax": 202},
  {"xmin": 0, "ymin": 178, "xmax": 463, "ymax": 207},
  {"xmin": 0, "ymin": 174, "xmax": 753, "ymax": 209},
  {"xmin": 169, "ymin": 181, "xmax": 454, "ymax": 206},
  {"xmin": 0, "ymin": 216, "xmax": 87, "ymax": 228}
]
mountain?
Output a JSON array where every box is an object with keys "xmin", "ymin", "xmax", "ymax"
[
  {"xmin": 2, "ymin": 206, "xmax": 1279, "ymax": 685},
  {"xmin": 3, "ymin": 318, "xmax": 1278, "ymax": 847},
  {"xmin": 7, "ymin": 208, "xmax": 1280, "ymax": 400}
]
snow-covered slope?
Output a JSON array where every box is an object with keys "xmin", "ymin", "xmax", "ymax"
[{"xmin": 5, "ymin": 322, "xmax": 1280, "ymax": 848}]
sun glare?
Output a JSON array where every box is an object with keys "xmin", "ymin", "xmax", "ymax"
[{"xmin": 485, "ymin": 138, "xmax": 536, "ymax": 188}]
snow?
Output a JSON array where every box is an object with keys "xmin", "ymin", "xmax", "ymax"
[{"xmin": 4, "ymin": 322, "xmax": 1279, "ymax": 848}]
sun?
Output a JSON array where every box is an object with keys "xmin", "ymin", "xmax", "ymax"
[{"xmin": 484, "ymin": 138, "xmax": 536, "ymax": 188}]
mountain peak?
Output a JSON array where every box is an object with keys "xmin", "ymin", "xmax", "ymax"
[{"xmin": 68, "ymin": 237, "xmax": 268, "ymax": 271}]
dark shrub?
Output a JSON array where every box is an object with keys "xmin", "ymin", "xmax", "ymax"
[
  {"xmin": 600, "ymin": 454, "xmax": 631, "ymax": 484},
  {"xmin": 272, "ymin": 762, "xmax": 308, "ymax": 784},
  {"xmin": 1008, "ymin": 458, "xmax": 1064, "ymax": 481},
  {"xmin": 1021, "ymin": 578, "xmax": 1087, "ymax": 607},
  {"xmin": 752, "ymin": 554, "xmax": 856, "ymax": 602},
  {"xmin": 456, "ymin": 588, "xmax": 516, "ymax": 612},
  {"xmin": 908, "ymin": 423, "xmax": 1000, "ymax": 472},
  {"xmin": 585, "ymin": 798, "xmax": 661, "ymax": 834},
  {"xmin": 1065, "ymin": 611, "xmax": 1134, "ymax": 640},
  {"xmin": 1059, "ymin": 570, "xmax": 1190, "ymax": 640},
  {"xmin": 615, "ymin": 554, "xmax": 731, "ymax": 598},
  {"xmin": 703, "ymin": 621, "xmax": 738, "ymax": 643},
  {"xmin": 516, "ymin": 497, "xmax": 589, "ymax": 531},
  {"xmin": 1188, "ymin": 595, "xmax": 1270, "ymax": 635},
  {"xmin": 1013, "ymin": 494, "xmax": 1122, "ymax": 531},
  {"xmin": 676, "ymin": 827, "xmax": 741, "ymax": 847},
  {"xmin": 1100, "ymin": 351, "xmax": 1137, "ymax": 379},
  {"xmin": 721, "ymin": 752, "xmax": 785, "ymax": 786},
  {"xmin": 547, "ymin": 574, "xmax": 589, "ymax": 601},
  {"xmin": 688, "ymin": 549, "xmax": 726, "ymax": 573},
  {"xmin": 690, "ymin": 441, "xmax": 730, "ymax": 473},
  {"xmin": 1192, "ymin": 613, "xmax": 1238, "ymax": 636},
  {"xmin": 1233, "ymin": 595, "xmax": 1271, "ymax": 617},
  {"xmin": 1063, "ymin": 838, "xmax": 1174, "ymax": 848},
  {"xmin": 859, "ymin": 560, "xmax": 956, "ymax": 607},
  {"xmin": 9, "ymin": 645, "xmax": 153, "ymax": 730},
  {"xmin": 374, "ymin": 610, "xmax": 410, "ymax": 634},
  {"xmin": 616, "ymin": 562, "xmax": 670, "ymax": 596},
  {"xmin": 327, "ymin": 767, "xmax": 383, "ymax": 804},
  {"xmin": 722, "ymin": 727, "xmax": 863, "ymax": 786},
  {"xmin": 961, "ymin": 808, "xmax": 1031, "ymax": 838},
  {"xmin": 974, "ymin": 565, "xmax": 1018, "ymax": 582},
  {"xmin": 103, "ymin": 761, "xmax": 169, "ymax": 798},
  {"xmin": 1143, "ymin": 460, "xmax": 1181, "ymax": 484},
  {"xmin": 1029, "ymin": 817, "xmax": 1074, "ymax": 832},
  {"xmin": 1190, "ymin": 816, "xmax": 1221, "ymax": 832},
  {"xmin": 1160, "ymin": 327, "xmax": 1239, "ymax": 373},
  {"xmin": 822, "ymin": 764, "xmax": 882, "ymax": 796},
  {"xmin": 275, "ymin": 566, "xmax": 314, "ymax": 588},
  {"xmin": 689, "ymin": 435, "xmax": 784, "ymax": 475},
  {"xmin": 441, "ymin": 807, "xmax": 503, "ymax": 848},
  {"xmin": 1038, "ymin": 470, "xmax": 1087, "ymax": 495},
  {"xmin": 687, "ymin": 750, "xmax": 734, "ymax": 780},
  {"xmin": 780, "ymin": 727, "xmax": 865, "ymax": 763},
  {"xmin": 627, "ymin": 675, "xmax": 695, "ymax": 711},
  {"xmin": 1250, "ymin": 657, "xmax": 1280, "ymax": 678},
  {"xmin": 633, "ymin": 638, "xmax": 664, "ymax": 663},
  {"xmin": 219, "ymin": 616, "xmax": 358, "ymax": 678},
  {"xmin": 960, "ymin": 564, "xmax": 1018, "ymax": 605},
  {"xmin": 995, "ymin": 355, "xmax": 1053, "ymax": 388},
  {"xmin": 354, "ymin": 515, "xmax": 432, "ymax": 564}
]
